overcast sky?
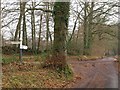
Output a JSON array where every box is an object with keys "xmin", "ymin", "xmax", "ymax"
[{"xmin": 1, "ymin": 0, "xmax": 118, "ymax": 40}]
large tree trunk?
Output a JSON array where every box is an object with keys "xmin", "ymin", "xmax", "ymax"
[
  {"xmin": 31, "ymin": 2, "xmax": 36, "ymax": 53},
  {"xmin": 46, "ymin": 2, "xmax": 70, "ymax": 70},
  {"xmin": 83, "ymin": 2, "xmax": 94, "ymax": 55},
  {"xmin": 87, "ymin": 2, "xmax": 94, "ymax": 55}
]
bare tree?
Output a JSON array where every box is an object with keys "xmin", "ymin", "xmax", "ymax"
[{"xmin": 37, "ymin": 14, "xmax": 43, "ymax": 51}]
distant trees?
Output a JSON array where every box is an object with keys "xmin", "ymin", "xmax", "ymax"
[
  {"xmin": 14, "ymin": 1, "xmax": 27, "ymax": 43},
  {"xmin": 69, "ymin": 1, "xmax": 118, "ymax": 56},
  {"xmin": 37, "ymin": 14, "xmax": 43, "ymax": 52},
  {"xmin": 1, "ymin": 0, "xmax": 118, "ymax": 57}
]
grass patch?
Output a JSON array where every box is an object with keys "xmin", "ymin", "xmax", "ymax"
[
  {"xmin": 2, "ymin": 53, "xmax": 48, "ymax": 64},
  {"xmin": 2, "ymin": 54, "xmax": 19, "ymax": 64}
]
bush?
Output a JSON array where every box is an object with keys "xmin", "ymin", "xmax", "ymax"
[{"xmin": 2, "ymin": 46, "xmax": 19, "ymax": 54}]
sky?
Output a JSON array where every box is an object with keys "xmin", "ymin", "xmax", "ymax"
[
  {"xmin": 1, "ymin": 0, "xmax": 119, "ymax": 40},
  {"xmin": 1, "ymin": 0, "xmax": 119, "ymax": 2}
]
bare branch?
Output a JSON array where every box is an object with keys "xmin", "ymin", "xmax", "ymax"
[{"xmin": 26, "ymin": 8, "xmax": 52, "ymax": 13}]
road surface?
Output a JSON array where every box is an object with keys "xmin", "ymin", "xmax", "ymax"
[{"xmin": 67, "ymin": 57, "xmax": 118, "ymax": 88}]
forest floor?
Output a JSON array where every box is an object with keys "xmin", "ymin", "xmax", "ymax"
[{"xmin": 2, "ymin": 55, "xmax": 119, "ymax": 88}]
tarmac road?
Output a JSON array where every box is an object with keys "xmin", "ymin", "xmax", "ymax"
[{"xmin": 67, "ymin": 57, "xmax": 118, "ymax": 88}]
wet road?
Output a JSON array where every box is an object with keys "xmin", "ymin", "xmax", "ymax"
[{"xmin": 67, "ymin": 57, "xmax": 118, "ymax": 88}]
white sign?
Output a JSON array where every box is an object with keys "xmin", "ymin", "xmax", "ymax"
[
  {"xmin": 6, "ymin": 41, "xmax": 20, "ymax": 44},
  {"xmin": 11, "ymin": 41, "xmax": 21, "ymax": 44},
  {"xmin": 20, "ymin": 45, "xmax": 28, "ymax": 49}
]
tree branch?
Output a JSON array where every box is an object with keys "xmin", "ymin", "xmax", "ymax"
[{"xmin": 26, "ymin": 8, "xmax": 53, "ymax": 13}]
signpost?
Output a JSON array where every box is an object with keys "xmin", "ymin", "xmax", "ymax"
[
  {"xmin": 7, "ymin": 30, "xmax": 28, "ymax": 63},
  {"xmin": 6, "ymin": 41, "xmax": 21, "ymax": 44},
  {"xmin": 19, "ymin": 30, "xmax": 23, "ymax": 63}
]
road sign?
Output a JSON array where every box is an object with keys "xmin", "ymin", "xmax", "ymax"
[
  {"xmin": 6, "ymin": 30, "xmax": 28, "ymax": 63},
  {"xmin": 20, "ymin": 45, "xmax": 28, "ymax": 49},
  {"xmin": 11, "ymin": 41, "xmax": 21, "ymax": 44},
  {"xmin": 5, "ymin": 41, "xmax": 20, "ymax": 44}
]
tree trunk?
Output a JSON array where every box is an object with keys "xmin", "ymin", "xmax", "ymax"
[
  {"xmin": 37, "ymin": 14, "xmax": 42, "ymax": 52},
  {"xmin": 83, "ymin": 2, "xmax": 89, "ymax": 55},
  {"xmin": 46, "ymin": 3, "xmax": 50, "ymax": 52},
  {"xmin": 45, "ymin": 2, "xmax": 53, "ymax": 53},
  {"xmin": 67, "ymin": 13, "xmax": 80, "ymax": 46},
  {"xmin": 14, "ymin": 2, "xmax": 23, "ymax": 50},
  {"xmin": 31, "ymin": 2, "xmax": 36, "ymax": 53},
  {"xmin": 22, "ymin": 2, "xmax": 27, "ymax": 45},
  {"xmin": 83, "ymin": 2, "xmax": 94, "ymax": 55},
  {"xmin": 87, "ymin": 2, "xmax": 94, "ymax": 55},
  {"xmin": 49, "ymin": 30, "xmax": 52, "ymax": 50},
  {"xmin": 14, "ymin": 2, "xmax": 23, "ymax": 41},
  {"xmin": 46, "ymin": 2, "xmax": 70, "ymax": 70}
]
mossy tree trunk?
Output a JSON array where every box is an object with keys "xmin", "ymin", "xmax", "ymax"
[
  {"xmin": 87, "ymin": 2, "xmax": 94, "ymax": 55},
  {"xmin": 46, "ymin": 2, "xmax": 70, "ymax": 70},
  {"xmin": 83, "ymin": 2, "xmax": 89, "ymax": 55},
  {"xmin": 83, "ymin": 2, "xmax": 94, "ymax": 55}
]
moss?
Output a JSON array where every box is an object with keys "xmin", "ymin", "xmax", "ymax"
[{"xmin": 56, "ymin": 64, "xmax": 73, "ymax": 80}]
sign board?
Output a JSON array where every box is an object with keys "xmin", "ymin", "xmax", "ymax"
[
  {"xmin": 7, "ymin": 30, "xmax": 28, "ymax": 63},
  {"xmin": 11, "ymin": 41, "xmax": 21, "ymax": 44},
  {"xmin": 20, "ymin": 45, "xmax": 28, "ymax": 49},
  {"xmin": 6, "ymin": 41, "xmax": 20, "ymax": 44}
]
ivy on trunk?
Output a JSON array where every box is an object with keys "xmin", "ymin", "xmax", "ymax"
[{"xmin": 44, "ymin": 2, "xmax": 70, "ymax": 71}]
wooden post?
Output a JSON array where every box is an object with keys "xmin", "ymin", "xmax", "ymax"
[{"xmin": 19, "ymin": 30, "xmax": 23, "ymax": 63}]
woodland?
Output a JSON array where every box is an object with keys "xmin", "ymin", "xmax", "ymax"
[{"xmin": 1, "ymin": 0, "xmax": 119, "ymax": 88}]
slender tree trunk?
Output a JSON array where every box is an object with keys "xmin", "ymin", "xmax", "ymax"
[
  {"xmin": 14, "ymin": 2, "xmax": 23, "ymax": 50},
  {"xmin": 46, "ymin": 3, "xmax": 50, "ymax": 52},
  {"xmin": 0, "ymin": 2, "xmax": 2, "ymax": 64},
  {"xmin": 14, "ymin": 2, "xmax": 23, "ymax": 41},
  {"xmin": 31, "ymin": 2, "xmax": 36, "ymax": 53},
  {"xmin": 83, "ymin": 2, "xmax": 88, "ymax": 55},
  {"xmin": 49, "ymin": 30, "xmax": 52, "ymax": 50},
  {"xmin": 67, "ymin": 13, "xmax": 80, "ymax": 45},
  {"xmin": 75, "ymin": 21, "xmax": 81, "ymax": 47},
  {"xmin": 117, "ymin": 2, "xmax": 120, "ymax": 59},
  {"xmin": 37, "ymin": 14, "xmax": 42, "ymax": 52},
  {"xmin": 22, "ymin": 2, "xmax": 27, "ymax": 45},
  {"xmin": 14, "ymin": 15, "xmax": 22, "ymax": 41}
]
